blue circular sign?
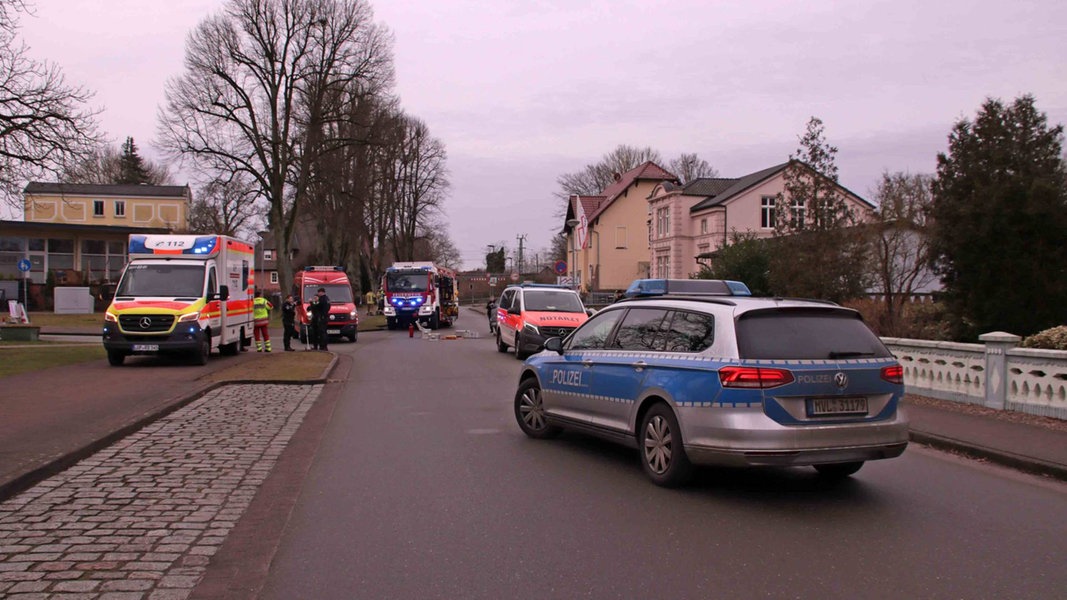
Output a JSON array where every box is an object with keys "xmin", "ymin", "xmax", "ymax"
[
  {"xmin": 17, "ymin": 258, "xmax": 31, "ymax": 272},
  {"xmin": 554, "ymin": 260, "xmax": 567, "ymax": 275}
]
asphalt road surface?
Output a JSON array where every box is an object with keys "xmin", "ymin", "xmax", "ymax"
[{"xmin": 258, "ymin": 316, "xmax": 1067, "ymax": 599}]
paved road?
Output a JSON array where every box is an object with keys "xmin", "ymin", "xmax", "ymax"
[{"xmin": 258, "ymin": 319, "xmax": 1067, "ymax": 599}]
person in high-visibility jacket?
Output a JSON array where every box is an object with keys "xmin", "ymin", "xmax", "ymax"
[{"xmin": 252, "ymin": 289, "xmax": 274, "ymax": 352}]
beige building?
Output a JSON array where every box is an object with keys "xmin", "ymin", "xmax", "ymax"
[
  {"xmin": 563, "ymin": 162, "xmax": 679, "ymax": 292},
  {"xmin": 23, "ymin": 182, "xmax": 191, "ymax": 230},
  {"xmin": 0, "ymin": 183, "xmax": 188, "ymax": 284},
  {"xmin": 648, "ymin": 161, "xmax": 875, "ymax": 278}
]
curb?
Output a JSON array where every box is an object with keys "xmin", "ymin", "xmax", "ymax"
[
  {"xmin": 909, "ymin": 429, "xmax": 1067, "ymax": 482},
  {"xmin": 0, "ymin": 353, "xmax": 340, "ymax": 504}
]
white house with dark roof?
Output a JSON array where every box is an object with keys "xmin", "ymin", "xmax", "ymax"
[{"xmin": 647, "ymin": 160, "xmax": 875, "ymax": 279}]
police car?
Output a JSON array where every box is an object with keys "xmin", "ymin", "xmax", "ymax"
[{"xmin": 512, "ymin": 293, "xmax": 908, "ymax": 486}]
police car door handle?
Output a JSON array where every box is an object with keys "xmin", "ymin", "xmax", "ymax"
[
  {"xmin": 632, "ymin": 361, "xmax": 647, "ymax": 372},
  {"xmin": 582, "ymin": 359, "xmax": 593, "ymax": 368}
]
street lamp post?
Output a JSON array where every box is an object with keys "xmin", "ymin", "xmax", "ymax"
[{"xmin": 589, "ymin": 229, "xmax": 600, "ymax": 292}]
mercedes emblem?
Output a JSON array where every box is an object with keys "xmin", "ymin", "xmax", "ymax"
[{"xmin": 139, "ymin": 317, "xmax": 152, "ymax": 329}]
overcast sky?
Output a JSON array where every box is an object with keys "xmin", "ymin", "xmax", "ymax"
[{"xmin": 14, "ymin": 0, "xmax": 1067, "ymax": 269}]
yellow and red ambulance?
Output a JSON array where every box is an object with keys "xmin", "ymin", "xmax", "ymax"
[{"xmin": 102, "ymin": 234, "xmax": 255, "ymax": 366}]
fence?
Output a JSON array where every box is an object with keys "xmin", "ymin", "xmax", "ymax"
[{"xmin": 882, "ymin": 332, "xmax": 1067, "ymax": 420}]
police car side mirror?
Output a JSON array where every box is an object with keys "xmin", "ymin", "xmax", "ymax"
[
  {"xmin": 586, "ymin": 308, "xmax": 596, "ymax": 316},
  {"xmin": 544, "ymin": 337, "xmax": 564, "ymax": 355}
]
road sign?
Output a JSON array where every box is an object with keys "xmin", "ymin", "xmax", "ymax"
[
  {"xmin": 510, "ymin": 272, "xmax": 519, "ymax": 282},
  {"xmin": 554, "ymin": 260, "xmax": 567, "ymax": 275},
  {"xmin": 17, "ymin": 258, "xmax": 31, "ymax": 272},
  {"xmin": 489, "ymin": 277, "xmax": 497, "ymax": 286}
]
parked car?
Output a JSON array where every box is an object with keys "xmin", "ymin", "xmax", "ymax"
[
  {"xmin": 512, "ymin": 292, "xmax": 908, "ymax": 486},
  {"xmin": 495, "ymin": 284, "xmax": 590, "ymax": 360}
]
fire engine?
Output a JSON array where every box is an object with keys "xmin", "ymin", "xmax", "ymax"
[
  {"xmin": 381, "ymin": 262, "xmax": 459, "ymax": 330},
  {"xmin": 294, "ymin": 266, "xmax": 359, "ymax": 343}
]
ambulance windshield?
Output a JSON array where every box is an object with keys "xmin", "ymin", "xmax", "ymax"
[
  {"xmin": 116, "ymin": 263, "xmax": 206, "ymax": 298},
  {"xmin": 386, "ymin": 271, "xmax": 429, "ymax": 293}
]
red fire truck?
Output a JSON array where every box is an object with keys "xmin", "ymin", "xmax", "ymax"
[
  {"xmin": 381, "ymin": 262, "xmax": 459, "ymax": 330},
  {"xmin": 294, "ymin": 266, "xmax": 359, "ymax": 343}
]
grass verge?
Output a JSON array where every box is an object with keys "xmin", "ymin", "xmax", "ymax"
[
  {"xmin": 0, "ymin": 345, "xmax": 106, "ymax": 378},
  {"xmin": 202, "ymin": 351, "xmax": 333, "ymax": 384}
]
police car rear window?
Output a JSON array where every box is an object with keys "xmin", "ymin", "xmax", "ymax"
[{"xmin": 735, "ymin": 308, "xmax": 891, "ymax": 360}]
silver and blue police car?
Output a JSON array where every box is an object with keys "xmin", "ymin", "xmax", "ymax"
[{"xmin": 513, "ymin": 293, "xmax": 908, "ymax": 486}]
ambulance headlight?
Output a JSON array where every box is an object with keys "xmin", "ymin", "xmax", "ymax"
[
  {"xmin": 104, "ymin": 312, "xmax": 117, "ymax": 323},
  {"xmin": 178, "ymin": 312, "xmax": 200, "ymax": 323},
  {"xmin": 349, "ymin": 310, "xmax": 357, "ymax": 318},
  {"xmin": 523, "ymin": 322, "xmax": 540, "ymax": 335}
]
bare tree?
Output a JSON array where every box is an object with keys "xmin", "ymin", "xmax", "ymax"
[
  {"xmin": 412, "ymin": 218, "xmax": 460, "ymax": 269},
  {"xmin": 869, "ymin": 171, "xmax": 936, "ymax": 336},
  {"xmin": 669, "ymin": 153, "xmax": 718, "ymax": 184},
  {"xmin": 556, "ymin": 144, "xmax": 662, "ymax": 205},
  {"xmin": 61, "ymin": 138, "xmax": 170, "ymax": 185},
  {"xmin": 386, "ymin": 115, "xmax": 448, "ymax": 261},
  {"xmin": 0, "ymin": 0, "xmax": 101, "ymax": 208},
  {"xmin": 187, "ymin": 175, "xmax": 263, "ymax": 238},
  {"xmin": 158, "ymin": 0, "xmax": 393, "ymax": 296}
]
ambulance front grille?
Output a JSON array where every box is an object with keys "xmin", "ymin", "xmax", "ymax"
[
  {"xmin": 118, "ymin": 314, "xmax": 175, "ymax": 333},
  {"xmin": 540, "ymin": 326, "xmax": 576, "ymax": 339}
]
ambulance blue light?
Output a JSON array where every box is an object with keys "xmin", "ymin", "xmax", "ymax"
[
  {"xmin": 189, "ymin": 236, "xmax": 217, "ymax": 255},
  {"xmin": 128, "ymin": 235, "xmax": 148, "ymax": 254}
]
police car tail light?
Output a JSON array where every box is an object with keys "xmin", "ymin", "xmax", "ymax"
[
  {"xmin": 881, "ymin": 365, "xmax": 904, "ymax": 385},
  {"xmin": 718, "ymin": 366, "xmax": 794, "ymax": 389}
]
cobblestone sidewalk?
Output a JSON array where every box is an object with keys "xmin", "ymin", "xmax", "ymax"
[{"xmin": 0, "ymin": 383, "xmax": 322, "ymax": 599}]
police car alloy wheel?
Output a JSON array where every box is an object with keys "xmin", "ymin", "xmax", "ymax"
[
  {"xmin": 640, "ymin": 403, "xmax": 692, "ymax": 487},
  {"xmin": 514, "ymin": 378, "xmax": 561, "ymax": 439}
]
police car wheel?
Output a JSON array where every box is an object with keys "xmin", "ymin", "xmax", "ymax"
[
  {"xmin": 813, "ymin": 461, "xmax": 864, "ymax": 480},
  {"xmin": 640, "ymin": 403, "xmax": 693, "ymax": 487},
  {"xmin": 496, "ymin": 330, "xmax": 508, "ymax": 353},
  {"xmin": 514, "ymin": 379, "xmax": 560, "ymax": 439}
]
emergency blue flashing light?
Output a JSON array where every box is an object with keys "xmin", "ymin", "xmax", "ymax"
[{"xmin": 190, "ymin": 236, "xmax": 218, "ymax": 255}]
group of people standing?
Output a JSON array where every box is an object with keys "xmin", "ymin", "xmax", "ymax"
[{"xmin": 252, "ymin": 287, "xmax": 332, "ymax": 352}]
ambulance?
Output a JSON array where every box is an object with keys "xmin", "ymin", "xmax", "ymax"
[{"xmin": 102, "ymin": 234, "xmax": 255, "ymax": 366}]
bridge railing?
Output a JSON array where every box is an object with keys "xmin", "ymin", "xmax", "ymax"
[{"xmin": 883, "ymin": 332, "xmax": 1067, "ymax": 420}]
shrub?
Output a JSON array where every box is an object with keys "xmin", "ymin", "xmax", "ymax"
[{"xmin": 1021, "ymin": 326, "xmax": 1067, "ymax": 350}]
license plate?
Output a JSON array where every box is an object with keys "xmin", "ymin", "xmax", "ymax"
[
  {"xmin": 132, "ymin": 344, "xmax": 159, "ymax": 352},
  {"xmin": 327, "ymin": 329, "xmax": 341, "ymax": 335},
  {"xmin": 808, "ymin": 397, "xmax": 867, "ymax": 416}
]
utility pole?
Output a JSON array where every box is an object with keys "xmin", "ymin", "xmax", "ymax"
[{"xmin": 515, "ymin": 234, "xmax": 527, "ymax": 274}]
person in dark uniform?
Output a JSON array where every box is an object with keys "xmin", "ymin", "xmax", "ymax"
[
  {"xmin": 281, "ymin": 294, "xmax": 298, "ymax": 351},
  {"xmin": 310, "ymin": 287, "xmax": 331, "ymax": 351}
]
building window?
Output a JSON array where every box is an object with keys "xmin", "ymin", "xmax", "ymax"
[
  {"xmin": 615, "ymin": 226, "xmax": 627, "ymax": 249},
  {"xmin": 790, "ymin": 198, "xmax": 806, "ymax": 228},
  {"xmin": 700, "ymin": 218, "xmax": 708, "ymax": 234},
  {"xmin": 93, "ymin": 200, "xmax": 104, "ymax": 217},
  {"xmin": 114, "ymin": 200, "xmax": 125, "ymax": 217},
  {"xmin": 761, "ymin": 196, "xmax": 775, "ymax": 228},
  {"xmin": 270, "ymin": 271, "xmax": 279, "ymax": 284},
  {"xmin": 655, "ymin": 254, "xmax": 670, "ymax": 278},
  {"xmin": 263, "ymin": 249, "xmax": 274, "ymax": 261},
  {"xmin": 655, "ymin": 207, "xmax": 670, "ymax": 238}
]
